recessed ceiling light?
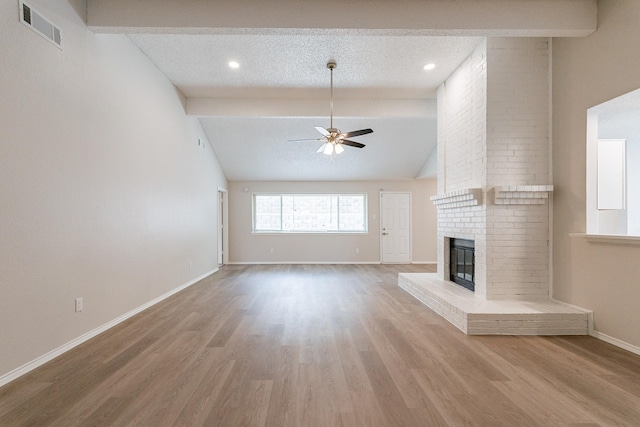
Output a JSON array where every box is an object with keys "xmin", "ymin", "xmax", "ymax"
[
  {"xmin": 423, "ymin": 63, "xmax": 436, "ymax": 71},
  {"xmin": 228, "ymin": 61, "xmax": 240, "ymax": 69}
]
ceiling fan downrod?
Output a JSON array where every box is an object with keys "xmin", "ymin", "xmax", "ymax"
[
  {"xmin": 327, "ymin": 61, "xmax": 336, "ymax": 130},
  {"xmin": 286, "ymin": 60, "xmax": 371, "ymax": 155}
]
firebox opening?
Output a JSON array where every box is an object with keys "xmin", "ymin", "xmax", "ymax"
[{"xmin": 450, "ymin": 238, "xmax": 475, "ymax": 291}]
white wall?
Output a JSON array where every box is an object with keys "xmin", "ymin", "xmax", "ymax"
[
  {"xmin": 0, "ymin": 0, "xmax": 227, "ymax": 379},
  {"xmin": 553, "ymin": 0, "xmax": 640, "ymax": 348},
  {"xmin": 228, "ymin": 180, "xmax": 437, "ymax": 264},
  {"xmin": 628, "ymin": 140, "xmax": 640, "ymax": 235}
]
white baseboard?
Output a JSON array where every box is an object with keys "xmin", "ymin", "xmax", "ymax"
[
  {"xmin": 227, "ymin": 261, "xmax": 436, "ymax": 266},
  {"xmin": 550, "ymin": 299, "xmax": 640, "ymax": 356},
  {"xmin": 0, "ymin": 268, "xmax": 217, "ymax": 388},
  {"xmin": 590, "ymin": 330, "xmax": 640, "ymax": 357},
  {"xmin": 226, "ymin": 261, "xmax": 382, "ymax": 265}
]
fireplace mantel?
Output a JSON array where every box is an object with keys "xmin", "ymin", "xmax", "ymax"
[
  {"xmin": 431, "ymin": 186, "xmax": 554, "ymax": 209},
  {"xmin": 430, "ymin": 188, "xmax": 483, "ymax": 210},
  {"xmin": 494, "ymin": 185, "xmax": 554, "ymax": 205}
]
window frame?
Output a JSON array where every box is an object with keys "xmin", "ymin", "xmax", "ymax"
[
  {"xmin": 252, "ymin": 192, "xmax": 368, "ymax": 234},
  {"xmin": 578, "ymin": 87, "xmax": 640, "ymax": 245}
]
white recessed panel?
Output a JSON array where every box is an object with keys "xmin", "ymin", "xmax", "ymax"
[{"xmin": 597, "ymin": 139, "xmax": 626, "ymax": 210}]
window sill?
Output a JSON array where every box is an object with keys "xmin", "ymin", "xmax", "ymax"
[{"xmin": 570, "ymin": 233, "xmax": 640, "ymax": 246}]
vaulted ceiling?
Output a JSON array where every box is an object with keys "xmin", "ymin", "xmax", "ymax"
[{"xmin": 87, "ymin": 0, "xmax": 597, "ymax": 181}]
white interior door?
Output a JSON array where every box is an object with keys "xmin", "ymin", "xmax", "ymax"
[{"xmin": 380, "ymin": 192, "xmax": 411, "ymax": 263}]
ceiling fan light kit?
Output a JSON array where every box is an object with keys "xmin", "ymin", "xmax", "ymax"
[
  {"xmin": 288, "ymin": 61, "xmax": 373, "ymax": 155},
  {"xmin": 318, "ymin": 140, "xmax": 345, "ymax": 156}
]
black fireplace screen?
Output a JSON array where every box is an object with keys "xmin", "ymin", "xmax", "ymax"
[{"xmin": 450, "ymin": 239, "xmax": 475, "ymax": 291}]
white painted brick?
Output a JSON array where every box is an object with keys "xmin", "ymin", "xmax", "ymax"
[{"xmin": 436, "ymin": 38, "xmax": 552, "ymax": 301}]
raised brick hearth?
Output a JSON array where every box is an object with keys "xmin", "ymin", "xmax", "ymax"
[{"xmin": 399, "ymin": 273, "xmax": 590, "ymax": 335}]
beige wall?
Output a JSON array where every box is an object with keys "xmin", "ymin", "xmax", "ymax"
[
  {"xmin": 0, "ymin": 0, "xmax": 227, "ymax": 378},
  {"xmin": 86, "ymin": 0, "xmax": 596, "ymax": 36},
  {"xmin": 228, "ymin": 180, "xmax": 437, "ymax": 264},
  {"xmin": 553, "ymin": 0, "xmax": 640, "ymax": 348}
]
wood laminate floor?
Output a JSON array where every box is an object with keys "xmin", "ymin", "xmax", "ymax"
[{"xmin": 1, "ymin": 264, "xmax": 640, "ymax": 426}]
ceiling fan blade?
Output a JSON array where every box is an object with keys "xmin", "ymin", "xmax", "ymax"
[
  {"xmin": 315, "ymin": 126, "xmax": 330, "ymax": 136},
  {"xmin": 288, "ymin": 138, "xmax": 322, "ymax": 143},
  {"xmin": 341, "ymin": 139, "xmax": 366, "ymax": 148},
  {"xmin": 342, "ymin": 128, "xmax": 373, "ymax": 138}
]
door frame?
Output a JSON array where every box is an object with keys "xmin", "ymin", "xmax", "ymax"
[
  {"xmin": 217, "ymin": 187, "xmax": 228, "ymax": 266},
  {"xmin": 379, "ymin": 191, "xmax": 412, "ymax": 264}
]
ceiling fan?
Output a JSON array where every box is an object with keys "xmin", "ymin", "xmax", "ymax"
[{"xmin": 289, "ymin": 61, "xmax": 373, "ymax": 155}]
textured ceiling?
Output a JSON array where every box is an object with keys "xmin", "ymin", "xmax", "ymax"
[
  {"xmin": 101, "ymin": 0, "xmax": 596, "ymax": 182},
  {"xmin": 127, "ymin": 33, "xmax": 482, "ymax": 181},
  {"xmin": 128, "ymin": 34, "xmax": 482, "ymax": 99},
  {"xmin": 201, "ymin": 116, "xmax": 436, "ymax": 181}
]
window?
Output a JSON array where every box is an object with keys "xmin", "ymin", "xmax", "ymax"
[{"xmin": 253, "ymin": 193, "xmax": 367, "ymax": 233}]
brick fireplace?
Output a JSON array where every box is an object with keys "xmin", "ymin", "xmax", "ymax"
[{"xmin": 399, "ymin": 38, "xmax": 590, "ymax": 335}]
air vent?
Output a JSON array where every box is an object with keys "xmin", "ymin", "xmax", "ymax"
[
  {"xmin": 19, "ymin": 1, "xmax": 62, "ymax": 49},
  {"xmin": 22, "ymin": 3, "xmax": 31, "ymax": 24}
]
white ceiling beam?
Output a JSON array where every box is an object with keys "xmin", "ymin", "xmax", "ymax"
[
  {"xmin": 186, "ymin": 98, "xmax": 436, "ymax": 118},
  {"xmin": 87, "ymin": 0, "xmax": 596, "ymax": 37}
]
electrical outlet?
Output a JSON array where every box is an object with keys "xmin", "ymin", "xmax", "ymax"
[
  {"xmin": 270, "ymin": 248, "xmax": 274, "ymax": 253},
  {"xmin": 355, "ymin": 248, "xmax": 360, "ymax": 253},
  {"xmin": 75, "ymin": 297, "xmax": 83, "ymax": 312},
  {"xmin": 189, "ymin": 261, "xmax": 192, "ymax": 269}
]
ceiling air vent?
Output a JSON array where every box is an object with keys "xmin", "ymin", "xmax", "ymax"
[{"xmin": 19, "ymin": 1, "xmax": 62, "ymax": 49}]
